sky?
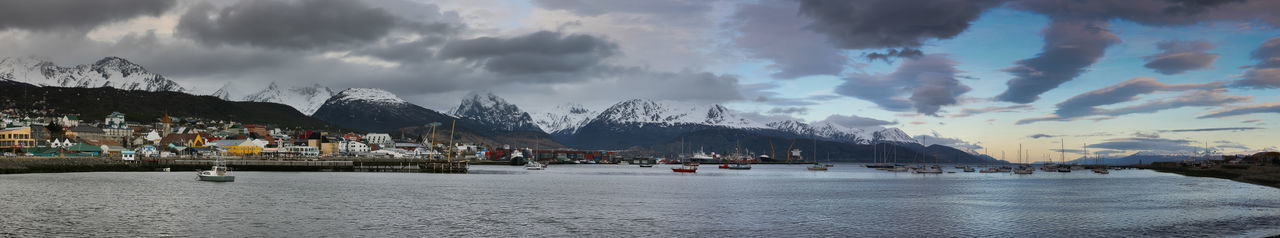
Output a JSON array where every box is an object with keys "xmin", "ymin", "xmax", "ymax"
[{"xmin": 1, "ymin": 0, "xmax": 1278, "ymax": 162}]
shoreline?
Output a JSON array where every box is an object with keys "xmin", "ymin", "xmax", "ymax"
[{"xmin": 1137, "ymin": 165, "xmax": 1280, "ymax": 189}]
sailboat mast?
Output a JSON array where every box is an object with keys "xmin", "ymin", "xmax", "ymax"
[{"xmin": 1060, "ymin": 138, "xmax": 1065, "ymax": 164}]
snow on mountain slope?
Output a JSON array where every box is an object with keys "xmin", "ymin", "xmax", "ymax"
[
  {"xmin": 242, "ymin": 82, "xmax": 335, "ymax": 115},
  {"xmin": 533, "ymin": 103, "xmax": 598, "ymax": 134},
  {"xmin": 451, "ymin": 92, "xmax": 541, "ymax": 132},
  {"xmin": 872, "ymin": 128, "xmax": 917, "ymax": 144},
  {"xmin": 0, "ymin": 56, "xmax": 185, "ymax": 92},
  {"xmin": 766, "ymin": 119, "xmax": 871, "ymax": 144},
  {"xmin": 591, "ymin": 99, "xmax": 767, "ymax": 129},
  {"xmin": 210, "ymin": 82, "xmax": 232, "ymax": 100}
]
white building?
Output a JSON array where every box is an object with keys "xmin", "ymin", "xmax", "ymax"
[
  {"xmin": 284, "ymin": 146, "xmax": 320, "ymax": 157},
  {"xmin": 365, "ymin": 133, "xmax": 393, "ymax": 148},
  {"xmin": 339, "ymin": 141, "xmax": 370, "ymax": 154}
]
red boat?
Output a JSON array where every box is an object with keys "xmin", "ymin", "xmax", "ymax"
[
  {"xmin": 718, "ymin": 164, "xmax": 729, "ymax": 169},
  {"xmin": 672, "ymin": 166, "xmax": 698, "ymax": 173}
]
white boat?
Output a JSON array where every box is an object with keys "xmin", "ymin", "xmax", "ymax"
[
  {"xmin": 1014, "ymin": 166, "xmax": 1034, "ymax": 174},
  {"xmin": 197, "ymin": 160, "xmax": 235, "ymax": 182},
  {"xmin": 886, "ymin": 166, "xmax": 910, "ymax": 172},
  {"xmin": 618, "ymin": 160, "xmax": 630, "ymax": 166},
  {"xmin": 525, "ymin": 161, "xmax": 546, "ymax": 170},
  {"xmin": 807, "ymin": 163, "xmax": 828, "ymax": 171}
]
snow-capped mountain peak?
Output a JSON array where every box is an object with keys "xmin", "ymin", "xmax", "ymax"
[
  {"xmin": 533, "ymin": 103, "xmax": 599, "ymax": 134},
  {"xmin": 329, "ymin": 88, "xmax": 407, "ymax": 105},
  {"xmin": 766, "ymin": 119, "xmax": 870, "ymax": 144},
  {"xmin": 592, "ymin": 99, "xmax": 766, "ymax": 129},
  {"xmin": 210, "ymin": 82, "xmax": 232, "ymax": 100},
  {"xmin": 872, "ymin": 128, "xmax": 917, "ymax": 144},
  {"xmin": 451, "ymin": 91, "xmax": 541, "ymax": 132},
  {"xmin": 0, "ymin": 56, "xmax": 185, "ymax": 92},
  {"xmin": 243, "ymin": 82, "xmax": 335, "ymax": 115}
]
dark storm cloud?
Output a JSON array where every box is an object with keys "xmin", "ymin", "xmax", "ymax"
[
  {"xmin": 1087, "ymin": 137, "xmax": 1199, "ymax": 153},
  {"xmin": 531, "ymin": 0, "xmax": 711, "ymax": 16},
  {"xmin": 1143, "ymin": 40, "xmax": 1218, "ymax": 75},
  {"xmin": 730, "ymin": 0, "xmax": 846, "ymax": 79},
  {"xmin": 438, "ymin": 31, "xmax": 619, "ymax": 75},
  {"xmin": 1159, "ymin": 127, "xmax": 1262, "ymax": 133},
  {"xmin": 1231, "ymin": 37, "xmax": 1280, "ymax": 89},
  {"xmin": 835, "ymin": 54, "xmax": 971, "ymax": 116},
  {"xmin": 865, "ymin": 48, "xmax": 924, "ymax": 62},
  {"xmin": 1017, "ymin": 77, "xmax": 1236, "ymax": 124},
  {"xmin": 995, "ymin": 21, "xmax": 1119, "ymax": 104},
  {"xmin": 176, "ymin": 0, "xmax": 399, "ymax": 50},
  {"xmin": 796, "ymin": 0, "xmax": 1006, "ymax": 50},
  {"xmin": 0, "ymin": 0, "xmax": 174, "ymax": 31},
  {"xmin": 1199, "ymin": 102, "xmax": 1280, "ymax": 118},
  {"xmin": 821, "ymin": 114, "xmax": 895, "ymax": 128}
]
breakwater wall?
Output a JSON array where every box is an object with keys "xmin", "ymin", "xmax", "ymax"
[{"xmin": 0, "ymin": 157, "xmax": 468, "ymax": 174}]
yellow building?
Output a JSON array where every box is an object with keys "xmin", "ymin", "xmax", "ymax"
[
  {"xmin": 224, "ymin": 140, "xmax": 262, "ymax": 156},
  {"xmin": 0, "ymin": 127, "xmax": 36, "ymax": 152}
]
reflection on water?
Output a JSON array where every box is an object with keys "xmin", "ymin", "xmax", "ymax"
[{"xmin": 1, "ymin": 164, "xmax": 1278, "ymax": 237}]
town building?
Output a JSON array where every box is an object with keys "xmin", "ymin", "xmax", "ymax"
[{"xmin": 0, "ymin": 127, "xmax": 35, "ymax": 152}]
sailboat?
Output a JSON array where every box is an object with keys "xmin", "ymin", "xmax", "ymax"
[{"xmin": 1014, "ymin": 144, "xmax": 1034, "ymax": 174}]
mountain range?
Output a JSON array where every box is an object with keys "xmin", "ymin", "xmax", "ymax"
[{"xmin": 0, "ymin": 56, "xmax": 997, "ymax": 163}]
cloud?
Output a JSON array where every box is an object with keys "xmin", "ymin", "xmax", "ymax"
[
  {"xmin": 1132, "ymin": 131, "xmax": 1160, "ymax": 138},
  {"xmin": 995, "ymin": 20, "xmax": 1119, "ymax": 103},
  {"xmin": 797, "ymin": 0, "xmax": 1005, "ymax": 52},
  {"xmin": 176, "ymin": 0, "xmax": 401, "ymax": 50},
  {"xmin": 1143, "ymin": 40, "xmax": 1218, "ymax": 75},
  {"xmin": 1028, "ymin": 134, "xmax": 1057, "ymax": 139},
  {"xmin": 919, "ymin": 131, "xmax": 984, "ymax": 153},
  {"xmin": 1215, "ymin": 140, "xmax": 1250, "ymax": 150},
  {"xmin": 995, "ymin": 0, "xmax": 1280, "ymax": 103},
  {"xmin": 1230, "ymin": 36, "xmax": 1280, "ymax": 89},
  {"xmin": 0, "ymin": 0, "xmax": 174, "ymax": 32},
  {"xmin": 948, "ymin": 104, "xmax": 1033, "ymax": 117},
  {"xmin": 909, "ymin": 121, "xmax": 928, "ymax": 125},
  {"xmin": 835, "ymin": 54, "xmax": 972, "ymax": 115},
  {"xmin": 1017, "ymin": 77, "xmax": 1238, "ymax": 124},
  {"xmin": 532, "ymin": 0, "xmax": 711, "ymax": 17},
  {"xmin": 1051, "ymin": 148, "xmax": 1087, "ymax": 154},
  {"xmin": 865, "ymin": 48, "xmax": 924, "ymax": 62},
  {"xmin": 1198, "ymin": 102, "xmax": 1280, "ymax": 119},
  {"xmin": 767, "ymin": 107, "xmax": 809, "ymax": 115},
  {"xmin": 1092, "ymin": 150, "xmax": 1125, "ymax": 157},
  {"xmin": 1158, "ymin": 127, "xmax": 1262, "ymax": 133},
  {"xmin": 1087, "ymin": 137, "xmax": 1200, "ymax": 154},
  {"xmin": 1243, "ymin": 119, "xmax": 1263, "ymax": 124},
  {"xmin": 439, "ymin": 31, "xmax": 619, "ymax": 75},
  {"xmin": 729, "ymin": 0, "xmax": 846, "ymax": 79},
  {"xmin": 820, "ymin": 114, "xmax": 896, "ymax": 128}
]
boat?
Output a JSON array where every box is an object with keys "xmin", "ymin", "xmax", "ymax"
[
  {"xmin": 824, "ymin": 164, "xmax": 835, "ymax": 167},
  {"xmin": 807, "ymin": 163, "xmax": 828, "ymax": 171},
  {"xmin": 915, "ymin": 165, "xmax": 943, "ymax": 174},
  {"xmin": 886, "ymin": 166, "xmax": 909, "ymax": 172},
  {"xmin": 962, "ymin": 167, "xmax": 976, "ymax": 172},
  {"xmin": 618, "ymin": 160, "xmax": 630, "ymax": 166},
  {"xmin": 1014, "ymin": 165, "xmax": 1034, "ymax": 174},
  {"xmin": 727, "ymin": 163, "xmax": 752, "ymax": 170},
  {"xmin": 525, "ymin": 161, "xmax": 546, "ymax": 170},
  {"xmin": 1058, "ymin": 167, "xmax": 1072, "ymax": 173},
  {"xmin": 979, "ymin": 167, "xmax": 1000, "ymax": 173},
  {"xmin": 672, "ymin": 165, "xmax": 697, "ymax": 173},
  {"xmin": 685, "ymin": 162, "xmax": 700, "ymax": 167},
  {"xmin": 197, "ymin": 159, "xmax": 235, "ymax": 182},
  {"xmin": 1092, "ymin": 168, "xmax": 1109, "ymax": 174},
  {"xmin": 995, "ymin": 166, "xmax": 1012, "ymax": 172},
  {"xmin": 639, "ymin": 164, "xmax": 654, "ymax": 168},
  {"xmin": 718, "ymin": 164, "xmax": 730, "ymax": 169},
  {"xmin": 955, "ymin": 165, "xmax": 967, "ymax": 169}
]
